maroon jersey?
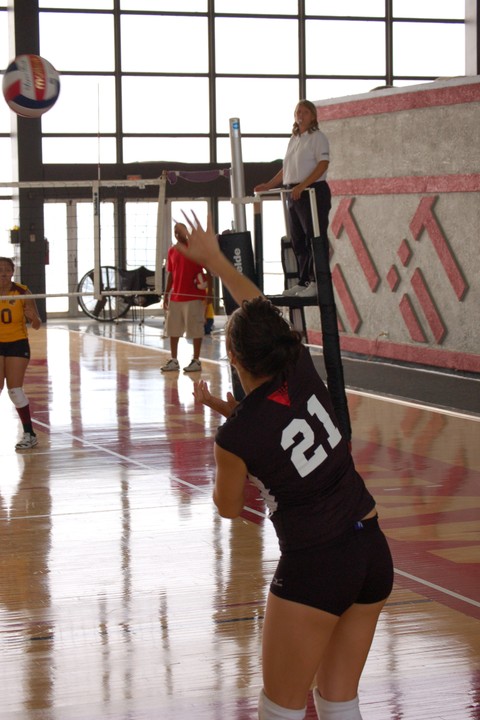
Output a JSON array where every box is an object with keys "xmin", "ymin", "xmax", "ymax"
[{"xmin": 215, "ymin": 346, "xmax": 375, "ymax": 552}]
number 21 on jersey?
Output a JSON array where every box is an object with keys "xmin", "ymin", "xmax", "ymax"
[{"xmin": 281, "ymin": 394, "xmax": 342, "ymax": 477}]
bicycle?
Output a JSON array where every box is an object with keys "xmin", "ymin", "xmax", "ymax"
[{"xmin": 77, "ymin": 265, "xmax": 161, "ymax": 322}]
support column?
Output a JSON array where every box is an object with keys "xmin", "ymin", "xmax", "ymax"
[{"xmin": 8, "ymin": 0, "xmax": 46, "ymax": 320}]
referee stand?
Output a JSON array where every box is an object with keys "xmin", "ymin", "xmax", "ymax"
[
  {"xmin": 249, "ymin": 188, "xmax": 352, "ymax": 444},
  {"xmin": 223, "ymin": 117, "xmax": 351, "ymax": 440}
]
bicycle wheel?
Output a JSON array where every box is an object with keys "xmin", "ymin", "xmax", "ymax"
[{"xmin": 77, "ymin": 266, "xmax": 131, "ymax": 321}]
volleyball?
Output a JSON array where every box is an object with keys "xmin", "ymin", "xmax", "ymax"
[{"xmin": 2, "ymin": 54, "xmax": 60, "ymax": 118}]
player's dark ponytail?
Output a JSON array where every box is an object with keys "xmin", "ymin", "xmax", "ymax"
[{"xmin": 226, "ymin": 297, "xmax": 302, "ymax": 378}]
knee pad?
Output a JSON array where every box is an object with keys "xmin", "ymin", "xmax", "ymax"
[
  {"xmin": 258, "ymin": 690, "xmax": 306, "ymax": 720},
  {"xmin": 8, "ymin": 387, "xmax": 28, "ymax": 408},
  {"xmin": 313, "ymin": 689, "xmax": 362, "ymax": 720}
]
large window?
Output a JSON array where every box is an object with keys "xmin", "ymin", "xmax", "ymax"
[
  {"xmin": 0, "ymin": 1, "xmax": 469, "ymax": 311},
  {"xmin": 18, "ymin": 2, "xmax": 464, "ymax": 167}
]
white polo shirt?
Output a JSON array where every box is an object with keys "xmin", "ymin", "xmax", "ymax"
[{"xmin": 283, "ymin": 129, "xmax": 330, "ymax": 185}]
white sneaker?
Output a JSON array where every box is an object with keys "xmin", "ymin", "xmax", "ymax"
[
  {"xmin": 15, "ymin": 432, "xmax": 38, "ymax": 450},
  {"xmin": 161, "ymin": 358, "xmax": 180, "ymax": 372},
  {"xmin": 183, "ymin": 358, "xmax": 202, "ymax": 373},
  {"xmin": 295, "ymin": 282, "xmax": 317, "ymax": 298},
  {"xmin": 282, "ymin": 284, "xmax": 304, "ymax": 297}
]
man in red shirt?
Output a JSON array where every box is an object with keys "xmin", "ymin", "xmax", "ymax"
[{"xmin": 161, "ymin": 223, "xmax": 212, "ymax": 373}]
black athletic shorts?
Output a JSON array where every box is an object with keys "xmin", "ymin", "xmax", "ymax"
[
  {"xmin": 0, "ymin": 339, "xmax": 31, "ymax": 359},
  {"xmin": 269, "ymin": 515, "xmax": 394, "ymax": 616}
]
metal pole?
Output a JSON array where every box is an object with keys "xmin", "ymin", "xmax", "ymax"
[
  {"xmin": 155, "ymin": 173, "xmax": 167, "ymax": 295},
  {"xmin": 253, "ymin": 200, "xmax": 263, "ymax": 292},
  {"xmin": 93, "ymin": 180, "xmax": 101, "ymax": 300},
  {"xmin": 229, "ymin": 117, "xmax": 247, "ymax": 232}
]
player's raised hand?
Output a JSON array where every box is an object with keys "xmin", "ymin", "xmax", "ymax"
[
  {"xmin": 177, "ymin": 212, "xmax": 222, "ymax": 271},
  {"xmin": 178, "ymin": 211, "xmax": 264, "ymax": 307}
]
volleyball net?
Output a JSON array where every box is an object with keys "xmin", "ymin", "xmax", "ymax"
[{"xmin": 0, "ymin": 170, "xmax": 235, "ymax": 319}]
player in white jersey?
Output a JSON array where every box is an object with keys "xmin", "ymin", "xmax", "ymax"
[{"xmin": 176, "ymin": 213, "xmax": 393, "ymax": 720}]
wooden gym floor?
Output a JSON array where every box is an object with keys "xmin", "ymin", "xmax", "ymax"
[{"xmin": 0, "ymin": 315, "xmax": 479, "ymax": 720}]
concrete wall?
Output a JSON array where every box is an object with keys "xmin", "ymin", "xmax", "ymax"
[{"xmin": 309, "ymin": 76, "xmax": 480, "ymax": 374}]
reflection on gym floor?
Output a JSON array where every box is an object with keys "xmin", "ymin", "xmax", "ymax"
[{"xmin": 0, "ymin": 319, "xmax": 478, "ymax": 720}]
